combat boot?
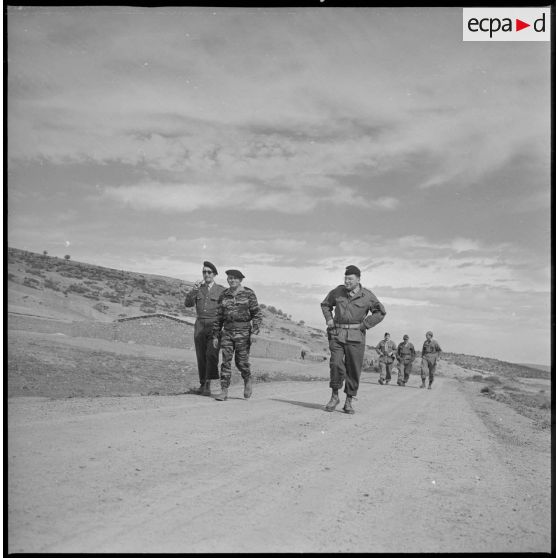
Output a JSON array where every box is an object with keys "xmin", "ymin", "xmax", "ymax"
[
  {"xmin": 343, "ymin": 396, "xmax": 355, "ymax": 414},
  {"xmin": 214, "ymin": 387, "xmax": 228, "ymax": 401},
  {"xmin": 420, "ymin": 379, "xmax": 426, "ymax": 389},
  {"xmin": 201, "ymin": 380, "xmax": 211, "ymax": 396},
  {"xmin": 428, "ymin": 381, "xmax": 432, "ymax": 390},
  {"xmin": 378, "ymin": 378, "xmax": 384, "ymax": 385},
  {"xmin": 324, "ymin": 391, "xmax": 340, "ymax": 412},
  {"xmin": 244, "ymin": 376, "xmax": 253, "ymax": 399}
]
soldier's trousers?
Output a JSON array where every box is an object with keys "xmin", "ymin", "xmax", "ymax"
[
  {"xmin": 379, "ymin": 361, "xmax": 395, "ymax": 382},
  {"xmin": 421, "ymin": 357, "xmax": 437, "ymax": 383},
  {"xmin": 397, "ymin": 361, "xmax": 413, "ymax": 384},
  {"xmin": 328, "ymin": 337, "xmax": 365, "ymax": 397},
  {"xmin": 193, "ymin": 318, "xmax": 220, "ymax": 385},
  {"xmin": 220, "ymin": 327, "xmax": 251, "ymax": 388}
]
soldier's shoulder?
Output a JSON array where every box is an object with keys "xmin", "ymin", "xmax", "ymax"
[
  {"xmin": 242, "ymin": 286, "xmax": 256, "ymax": 294},
  {"xmin": 360, "ymin": 286, "xmax": 377, "ymax": 297}
]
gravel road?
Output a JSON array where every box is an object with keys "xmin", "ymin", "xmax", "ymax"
[{"xmin": 8, "ymin": 375, "xmax": 551, "ymax": 553}]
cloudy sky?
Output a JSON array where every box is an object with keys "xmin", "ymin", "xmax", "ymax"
[{"xmin": 7, "ymin": 6, "xmax": 551, "ymax": 364}]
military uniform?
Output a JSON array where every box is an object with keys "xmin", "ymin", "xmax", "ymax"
[
  {"xmin": 184, "ymin": 281, "xmax": 226, "ymax": 387},
  {"xmin": 321, "ymin": 285, "xmax": 386, "ymax": 397},
  {"xmin": 421, "ymin": 337, "xmax": 442, "ymax": 386},
  {"xmin": 212, "ymin": 285, "xmax": 262, "ymax": 390},
  {"xmin": 375, "ymin": 338, "xmax": 397, "ymax": 384},
  {"xmin": 396, "ymin": 340, "xmax": 416, "ymax": 385}
]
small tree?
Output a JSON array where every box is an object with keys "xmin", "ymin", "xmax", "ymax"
[
  {"xmin": 43, "ymin": 250, "xmax": 48, "ymax": 256},
  {"xmin": 64, "ymin": 254, "xmax": 71, "ymax": 261}
]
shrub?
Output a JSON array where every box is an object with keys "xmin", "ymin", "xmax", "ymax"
[
  {"xmin": 44, "ymin": 278, "xmax": 61, "ymax": 291},
  {"xmin": 23, "ymin": 277, "xmax": 41, "ymax": 289},
  {"xmin": 93, "ymin": 302, "xmax": 110, "ymax": 313}
]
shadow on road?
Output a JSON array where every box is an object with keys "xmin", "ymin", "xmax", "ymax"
[
  {"xmin": 270, "ymin": 398, "xmax": 326, "ymax": 411},
  {"xmin": 360, "ymin": 380, "xmax": 421, "ymax": 390}
]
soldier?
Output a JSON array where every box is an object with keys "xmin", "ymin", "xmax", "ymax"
[
  {"xmin": 374, "ymin": 332, "xmax": 397, "ymax": 385},
  {"xmin": 184, "ymin": 261, "xmax": 226, "ymax": 396},
  {"xmin": 212, "ymin": 269, "xmax": 262, "ymax": 401},
  {"xmin": 396, "ymin": 334, "xmax": 416, "ymax": 386},
  {"xmin": 321, "ymin": 265, "xmax": 386, "ymax": 414},
  {"xmin": 421, "ymin": 331, "xmax": 442, "ymax": 389}
]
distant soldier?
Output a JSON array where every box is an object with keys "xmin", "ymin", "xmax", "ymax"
[
  {"xmin": 374, "ymin": 332, "xmax": 397, "ymax": 385},
  {"xmin": 421, "ymin": 331, "xmax": 442, "ymax": 389},
  {"xmin": 212, "ymin": 269, "xmax": 262, "ymax": 401},
  {"xmin": 321, "ymin": 265, "xmax": 386, "ymax": 414},
  {"xmin": 396, "ymin": 334, "xmax": 416, "ymax": 386},
  {"xmin": 184, "ymin": 261, "xmax": 226, "ymax": 396}
]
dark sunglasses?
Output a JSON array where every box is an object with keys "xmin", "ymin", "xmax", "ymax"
[{"xmin": 202, "ymin": 270, "xmax": 214, "ymax": 275}]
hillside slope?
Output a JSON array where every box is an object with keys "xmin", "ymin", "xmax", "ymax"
[{"xmin": 7, "ymin": 247, "xmax": 549, "ymax": 378}]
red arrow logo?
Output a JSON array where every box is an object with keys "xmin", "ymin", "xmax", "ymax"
[{"xmin": 516, "ymin": 18, "xmax": 530, "ymax": 31}]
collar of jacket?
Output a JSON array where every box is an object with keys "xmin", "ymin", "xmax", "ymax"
[
  {"xmin": 227, "ymin": 285, "xmax": 245, "ymax": 295},
  {"xmin": 346, "ymin": 284, "xmax": 363, "ymax": 298}
]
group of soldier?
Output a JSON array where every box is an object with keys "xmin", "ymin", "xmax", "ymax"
[
  {"xmin": 373, "ymin": 331, "xmax": 442, "ymax": 389},
  {"xmin": 185, "ymin": 261, "xmax": 442, "ymax": 415}
]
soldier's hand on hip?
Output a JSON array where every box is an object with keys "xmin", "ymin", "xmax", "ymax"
[{"xmin": 326, "ymin": 319, "xmax": 334, "ymax": 328}]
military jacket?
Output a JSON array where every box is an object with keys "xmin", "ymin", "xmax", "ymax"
[
  {"xmin": 320, "ymin": 285, "xmax": 386, "ymax": 329},
  {"xmin": 422, "ymin": 339, "xmax": 442, "ymax": 360},
  {"xmin": 184, "ymin": 282, "xmax": 226, "ymax": 320},
  {"xmin": 397, "ymin": 341, "xmax": 416, "ymax": 364},
  {"xmin": 376, "ymin": 339, "xmax": 397, "ymax": 363},
  {"xmin": 212, "ymin": 286, "xmax": 263, "ymax": 337}
]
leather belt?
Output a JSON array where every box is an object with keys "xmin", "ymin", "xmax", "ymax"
[{"xmin": 334, "ymin": 323, "xmax": 362, "ymax": 329}]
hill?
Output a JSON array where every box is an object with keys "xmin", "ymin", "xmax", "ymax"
[
  {"xmin": 7, "ymin": 247, "xmax": 330, "ymax": 355},
  {"xmin": 7, "ymin": 247, "xmax": 549, "ymax": 379}
]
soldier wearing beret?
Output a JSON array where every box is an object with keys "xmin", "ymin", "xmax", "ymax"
[
  {"xmin": 212, "ymin": 269, "xmax": 262, "ymax": 401},
  {"xmin": 320, "ymin": 265, "xmax": 386, "ymax": 414},
  {"xmin": 184, "ymin": 261, "xmax": 226, "ymax": 396},
  {"xmin": 421, "ymin": 331, "xmax": 442, "ymax": 389},
  {"xmin": 396, "ymin": 334, "xmax": 416, "ymax": 386}
]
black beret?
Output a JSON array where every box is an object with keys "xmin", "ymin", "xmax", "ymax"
[
  {"xmin": 203, "ymin": 261, "xmax": 217, "ymax": 275},
  {"xmin": 225, "ymin": 269, "xmax": 245, "ymax": 279},
  {"xmin": 345, "ymin": 265, "xmax": 361, "ymax": 277}
]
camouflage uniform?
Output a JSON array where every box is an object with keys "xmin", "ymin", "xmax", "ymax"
[
  {"xmin": 184, "ymin": 282, "xmax": 226, "ymax": 386},
  {"xmin": 321, "ymin": 285, "xmax": 386, "ymax": 397},
  {"xmin": 375, "ymin": 338, "xmax": 397, "ymax": 383},
  {"xmin": 421, "ymin": 338, "xmax": 442, "ymax": 384},
  {"xmin": 396, "ymin": 340, "xmax": 416, "ymax": 384},
  {"xmin": 212, "ymin": 286, "xmax": 262, "ymax": 389}
]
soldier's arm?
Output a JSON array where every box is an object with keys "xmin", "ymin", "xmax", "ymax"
[
  {"xmin": 320, "ymin": 290, "xmax": 336, "ymax": 323},
  {"xmin": 184, "ymin": 286, "xmax": 199, "ymax": 307},
  {"xmin": 410, "ymin": 344, "xmax": 416, "ymax": 359},
  {"xmin": 248, "ymin": 291, "xmax": 263, "ymax": 333},
  {"xmin": 362, "ymin": 298, "xmax": 386, "ymax": 329},
  {"xmin": 212, "ymin": 294, "xmax": 225, "ymax": 338},
  {"xmin": 435, "ymin": 342, "xmax": 442, "ymax": 356}
]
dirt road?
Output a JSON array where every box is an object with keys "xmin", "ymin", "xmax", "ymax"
[{"xmin": 8, "ymin": 376, "xmax": 551, "ymax": 553}]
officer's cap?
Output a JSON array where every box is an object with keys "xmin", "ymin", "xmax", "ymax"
[
  {"xmin": 226, "ymin": 269, "xmax": 245, "ymax": 280},
  {"xmin": 345, "ymin": 265, "xmax": 361, "ymax": 277},
  {"xmin": 203, "ymin": 261, "xmax": 217, "ymax": 275}
]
